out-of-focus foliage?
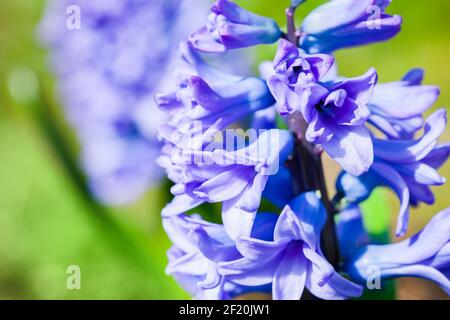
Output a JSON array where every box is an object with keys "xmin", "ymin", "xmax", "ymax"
[{"xmin": 0, "ymin": 0, "xmax": 449, "ymax": 299}]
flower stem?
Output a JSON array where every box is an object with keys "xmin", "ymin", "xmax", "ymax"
[
  {"xmin": 285, "ymin": 6, "xmax": 300, "ymax": 44},
  {"xmin": 286, "ymin": 133, "xmax": 340, "ymax": 268}
]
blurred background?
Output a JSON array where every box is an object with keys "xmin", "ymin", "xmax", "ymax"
[{"xmin": 0, "ymin": 0, "xmax": 448, "ymax": 299}]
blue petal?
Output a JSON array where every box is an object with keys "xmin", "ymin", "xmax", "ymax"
[
  {"xmin": 336, "ymin": 169, "xmax": 381, "ymax": 204},
  {"xmin": 302, "ymin": 0, "xmax": 375, "ymax": 35},
  {"xmin": 263, "ymin": 167, "xmax": 295, "ymax": 208},
  {"xmin": 274, "ymin": 192, "xmax": 327, "ymax": 250},
  {"xmin": 373, "ymin": 109, "xmax": 447, "ymax": 163},
  {"xmin": 322, "ymin": 125, "xmax": 374, "ymax": 176},
  {"xmin": 301, "ymin": 14, "xmax": 402, "ymax": 53},
  {"xmin": 336, "ymin": 205, "xmax": 371, "ymax": 258},
  {"xmin": 370, "ymin": 78, "xmax": 439, "ymax": 119},
  {"xmin": 371, "ymin": 162, "xmax": 410, "ymax": 237},
  {"xmin": 423, "ymin": 143, "xmax": 450, "ymax": 169},
  {"xmin": 272, "ymin": 244, "xmax": 307, "ymax": 300}
]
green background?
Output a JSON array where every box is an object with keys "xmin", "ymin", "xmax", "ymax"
[{"xmin": 0, "ymin": 0, "xmax": 448, "ymax": 299}]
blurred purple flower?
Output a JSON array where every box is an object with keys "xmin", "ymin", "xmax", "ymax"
[
  {"xmin": 219, "ymin": 192, "xmax": 363, "ymax": 300},
  {"xmin": 189, "ymin": 0, "xmax": 282, "ymax": 53},
  {"xmin": 40, "ymin": 0, "xmax": 209, "ymax": 204}
]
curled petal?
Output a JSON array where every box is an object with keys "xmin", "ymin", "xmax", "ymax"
[
  {"xmin": 331, "ymin": 68, "xmax": 378, "ymax": 105},
  {"xmin": 373, "ymin": 109, "xmax": 447, "ymax": 163},
  {"xmin": 306, "ymin": 263, "xmax": 363, "ymax": 300},
  {"xmin": 162, "ymin": 194, "xmax": 205, "ymax": 217},
  {"xmin": 221, "ymin": 173, "xmax": 268, "ymax": 240},
  {"xmin": 236, "ymin": 237, "xmax": 284, "ymax": 261},
  {"xmin": 370, "ymin": 81, "xmax": 439, "ymax": 119},
  {"xmin": 267, "ymin": 75, "xmax": 300, "ymax": 115}
]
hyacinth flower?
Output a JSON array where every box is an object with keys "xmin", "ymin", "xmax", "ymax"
[
  {"xmin": 368, "ymin": 69, "xmax": 440, "ymax": 139},
  {"xmin": 163, "ymin": 213, "xmax": 275, "ymax": 299},
  {"xmin": 267, "ymin": 39, "xmax": 335, "ymax": 115},
  {"xmin": 40, "ymin": 0, "xmax": 210, "ymax": 205},
  {"xmin": 190, "ymin": 0, "xmax": 282, "ymax": 53},
  {"xmin": 156, "ymin": 42, "xmax": 274, "ymax": 150},
  {"xmin": 268, "ymin": 40, "xmax": 378, "ymax": 176},
  {"xmin": 337, "ymin": 109, "xmax": 450, "ymax": 236},
  {"xmin": 219, "ymin": 192, "xmax": 363, "ymax": 300},
  {"xmin": 161, "ymin": 129, "xmax": 293, "ymax": 239},
  {"xmin": 158, "ymin": 75, "xmax": 274, "ymax": 149},
  {"xmin": 158, "ymin": 0, "xmax": 450, "ymax": 300},
  {"xmin": 344, "ymin": 207, "xmax": 450, "ymax": 294},
  {"xmin": 299, "ymin": 0, "xmax": 402, "ymax": 53}
]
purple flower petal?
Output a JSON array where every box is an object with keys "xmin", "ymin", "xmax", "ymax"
[
  {"xmin": 322, "ymin": 125, "xmax": 374, "ymax": 176},
  {"xmin": 302, "ymin": 0, "xmax": 374, "ymax": 35},
  {"xmin": 218, "ymin": 256, "xmax": 280, "ymax": 286},
  {"xmin": 371, "ymin": 162, "xmax": 410, "ymax": 237},
  {"xmin": 373, "ymin": 109, "xmax": 447, "ymax": 163},
  {"xmin": 331, "ymin": 68, "xmax": 378, "ymax": 105},
  {"xmin": 370, "ymin": 80, "xmax": 439, "ymax": 119},
  {"xmin": 236, "ymin": 237, "xmax": 284, "ymax": 261},
  {"xmin": 274, "ymin": 192, "xmax": 327, "ymax": 249},
  {"xmin": 423, "ymin": 143, "xmax": 450, "ymax": 169},
  {"xmin": 307, "ymin": 267, "xmax": 363, "ymax": 300},
  {"xmin": 189, "ymin": 26, "xmax": 227, "ymax": 53},
  {"xmin": 273, "ymin": 243, "xmax": 307, "ymax": 300},
  {"xmin": 162, "ymin": 194, "xmax": 205, "ymax": 217},
  {"xmin": 221, "ymin": 173, "xmax": 268, "ymax": 239}
]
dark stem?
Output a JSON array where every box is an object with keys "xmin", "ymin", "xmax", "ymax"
[
  {"xmin": 286, "ymin": 136, "xmax": 340, "ymax": 268},
  {"xmin": 316, "ymin": 158, "xmax": 340, "ymax": 267},
  {"xmin": 286, "ymin": 7, "xmax": 300, "ymax": 44}
]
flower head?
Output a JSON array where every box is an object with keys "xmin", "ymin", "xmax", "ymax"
[
  {"xmin": 268, "ymin": 40, "xmax": 335, "ymax": 115},
  {"xmin": 268, "ymin": 41, "xmax": 378, "ymax": 176},
  {"xmin": 219, "ymin": 192, "xmax": 363, "ymax": 300},
  {"xmin": 156, "ymin": 43, "xmax": 274, "ymax": 150},
  {"xmin": 190, "ymin": 0, "xmax": 282, "ymax": 52},
  {"xmin": 160, "ymin": 129, "xmax": 293, "ymax": 240}
]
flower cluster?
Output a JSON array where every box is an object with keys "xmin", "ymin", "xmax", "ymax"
[
  {"xmin": 158, "ymin": 0, "xmax": 450, "ymax": 299},
  {"xmin": 40, "ymin": 0, "xmax": 211, "ymax": 205}
]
